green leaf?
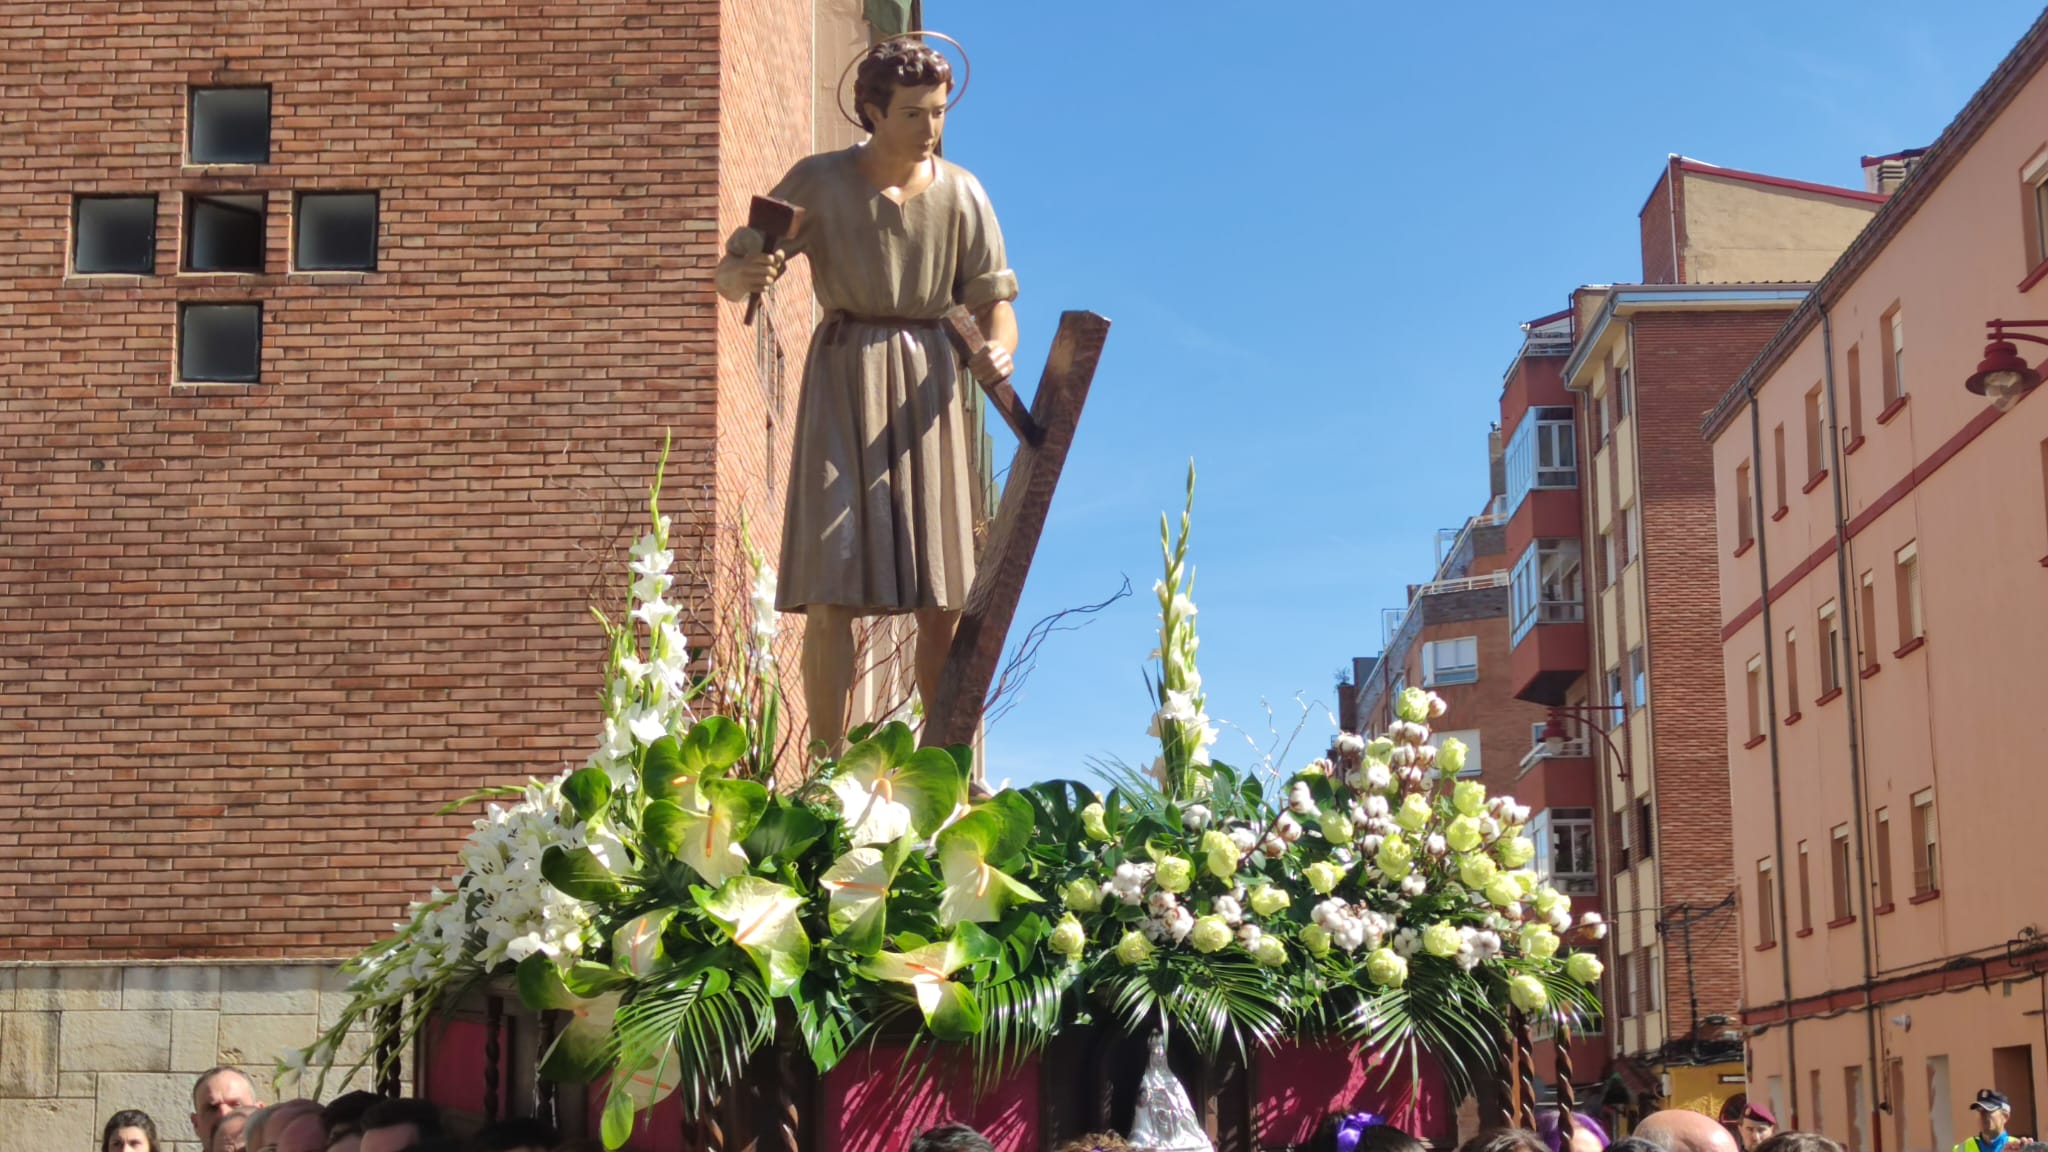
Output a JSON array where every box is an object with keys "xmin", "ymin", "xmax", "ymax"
[
  {"xmin": 699, "ymin": 876, "xmax": 811, "ymax": 996},
  {"xmin": 684, "ymin": 716, "xmax": 748, "ymax": 774},
  {"xmin": 537, "ymin": 992, "xmax": 620, "ymax": 1084},
  {"xmin": 563, "ymin": 962, "xmax": 633, "ymax": 998},
  {"xmin": 562, "ymin": 767, "xmax": 613, "ymax": 823},
  {"xmin": 742, "ymin": 800, "xmax": 826, "ymax": 863},
  {"xmin": 436, "ymin": 784, "xmax": 527, "ymax": 816},
  {"xmin": 608, "ymin": 967, "xmax": 772, "ymax": 1120},
  {"xmin": 830, "ymin": 731, "xmax": 965, "ymax": 847},
  {"xmin": 515, "ymin": 953, "xmax": 581, "ymax": 1012},
  {"xmin": 541, "ymin": 846, "xmax": 624, "ymax": 903},
  {"xmin": 600, "ymin": 1081, "xmax": 638, "ymax": 1149},
  {"xmin": 942, "ymin": 743, "xmax": 975, "ymax": 781},
  {"xmin": 641, "ymin": 735, "xmax": 686, "ymax": 799},
  {"xmin": 674, "ymin": 778, "xmax": 769, "ymax": 886}
]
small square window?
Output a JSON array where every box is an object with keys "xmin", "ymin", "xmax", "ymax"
[
  {"xmin": 73, "ymin": 195, "xmax": 156, "ymax": 274},
  {"xmin": 185, "ymin": 194, "xmax": 266, "ymax": 273},
  {"xmin": 178, "ymin": 303, "xmax": 262, "ymax": 383},
  {"xmin": 189, "ymin": 87, "xmax": 271, "ymax": 165},
  {"xmin": 294, "ymin": 192, "xmax": 379, "ymax": 271}
]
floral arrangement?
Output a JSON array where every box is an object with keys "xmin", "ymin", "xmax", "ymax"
[{"xmin": 292, "ymin": 462, "xmax": 1605, "ymax": 1148}]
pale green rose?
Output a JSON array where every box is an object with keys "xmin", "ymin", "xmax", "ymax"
[
  {"xmin": 1496, "ymin": 835, "xmax": 1536, "ymax": 869},
  {"xmin": 1534, "ymin": 886, "xmax": 1569, "ymax": 917},
  {"xmin": 1376, "ymin": 835, "xmax": 1414, "ymax": 878},
  {"xmin": 1452, "ymin": 779, "xmax": 1486, "ymax": 817},
  {"xmin": 1485, "ymin": 875, "xmax": 1522, "ymax": 907},
  {"xmin": 1251, "ymin": 935, "xmax": 1287, "ymax": 967},
  {"xmin": 1396, "ymin": 687, "xmax": 1432, "ymax": 724},
  {"xmin": 1365, "ymin": 737, "xmax": 1396, "ymax": 762},
  {"xmin": 1439, "ymin": 737, "xmax": 1469, "ymax": 777},
  {"xmin": 1365, "ymin": 946, "xmax": 1409, "ymax": 988},
  {"xmin": 1301, "ymin": 923, "xmax": 1332, "ymax": 957},
  {"xmin": 1422, "ymin": 922, "xmax": 1463, "ymax": 958},
  {"xmin": 1115, "ymin": 930, "xmax": 1155, "ymax": 966},
  {"xmin": 1189, "ymin": 915, "xmax": 1232, "ymax": 954},
  {"xmin": 1521, "ymin": 926, "xmax": 1560, "ymax": 961},
  {"xmin": 1155, "ymin": 856, "xmax": 1194, "ymax": 894},
  {"xmin": 1205, "ymin": 848, "xmax": 1239, "ymax": 881},
  {"xmin": 1457, "ymin": 854, "xmax": 1498, "ymax": 890},
  {"xmin": 1320, "ymin": 811, "xmax": 1356, "ymax": 843},
  {"xmin": 1445, "ymin": 815, "xmax": 1483, "ymax": 854},
  {"xmin": 1249, "ymin": 885, "xmax": 1291, "ymax": 917},
  {"xmin": 1567, "ymin": 952, "xmax": 1605, "ymax": 984},
  {"xmin": 1201, "ymin": 829, "xmax": 1236, "ymax": 858},
  {"xmin": 1395, "ymin": 792, "xmax": 1432, "ymax": 833},
  {"xmin": 1050, "ymin": 915, "xmax": 1087, "ymax": 957},
  {"xmin": 1306, "ymin": 860, "xmax": 1345, "ymax": 895},
  {"xmin": 1079, "ymin": 802, "xmax": 1111, "ymax": 843},
  {"xmin": 1509, "ymin": 868, "xmax": 1540, "ymax": 896},
  {"xmin": 1508, "ymin": 973, "xmax": 1549, "ymax": 1013},
  {"xmin": 1062, "ymin": 877, "xmax": 1103, "ymax": 913}
]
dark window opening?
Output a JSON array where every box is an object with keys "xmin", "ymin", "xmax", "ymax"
[
  {"xmin": 189, "ymin": 87, "xmax": 272, "ymax": 164},
  {"xmin": 179, "ymin": 303, "xmax": 262, "ymax": 383},
  {"xmin": 294, "ymin": 192, "xmax": 378, "ymax": 271},
  {"xmin": 73, "ymin": 195, "xmax": 157, "ymax": 274},
  {"xmin": 186, "ymin": 194, "xmax": 266, "ymax": 273}
]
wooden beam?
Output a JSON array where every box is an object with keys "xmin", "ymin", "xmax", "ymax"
[{"xmin": 921, "ymin": 310, "xmax": 1110, "ymax": 757}]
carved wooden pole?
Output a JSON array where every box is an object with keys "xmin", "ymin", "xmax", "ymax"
[
  {"xmin": 1556, "ymin": 1032, "xmax": 1578, "ymax": 1139},
  {"xmin": 483, "ymin": 994, "xmax": 503, "ymax": 1123},
  {"xmin": 698, "ymin": 1089, "xmax": 726, "ymax": 1152},
  {"xmin": 775, "ymin": 1029, "xmax": 801, "ymax": 1152},
  {"xmin": 1512, "ymin": 1010, "xmax": 1539, "ymax": 1129},
  {"xmin": 922, "ymin": 311, "xmax": 1111, "ymax": 756},
  {"xmin": 376, "ymin": 1003, "xmax": 403, "ymax": 1098},
  {"xmin": 535, "ymin": 1010, "xmax": 558, "ymax": 1131}
]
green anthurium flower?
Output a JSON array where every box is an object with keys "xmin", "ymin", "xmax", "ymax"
[
  {"xmin": 617, "ymin": 1042, "xmax": 682, "ymax": 1108},
  {"xmin": 829, "ymin": 723, "xmax": 964, "ymax": 847},
  {"xmin": 819, "ymin": 837, "xmax": 911, "ymax": 954},
  {"xmin": 934, "ymin": 792, "xmax": 1042, "ymax": 926},
  {"xmin": 612, "ymin": 909, "xmax": 675, "ymax": 977},
  {"xmin": 699, "ymin": 875, "xmax": 810, "ymax": 996},
  {"xmin": 536, "ymin": 990, "xmax": 621, "ymax": 1084},
  {"xmin": 860, "ymin": 922, "xmax": 1001, "ymax": 1041},
  {"xmin": 646, "ymin": 779, "xmax": 767, "ymax": 886}
]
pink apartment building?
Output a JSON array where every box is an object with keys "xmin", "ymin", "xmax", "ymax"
[{"xmin": 1703, "ymin": 10, "xmax": 2048, "ymax": 1152}]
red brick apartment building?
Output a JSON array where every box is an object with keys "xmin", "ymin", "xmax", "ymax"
[{"xmin": 0, "ymin": 3, "xmax": 900, "ymax": 1146}]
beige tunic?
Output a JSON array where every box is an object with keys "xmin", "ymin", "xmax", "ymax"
[{"xmin": 766, "ymin": 146, "xmax": 1019, "ymax": 614}]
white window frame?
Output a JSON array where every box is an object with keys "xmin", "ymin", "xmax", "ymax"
[
  {"xmin": 1421, "ymin": 636, "xmax": 1479, "ymax": 687},
  {"xmin": 1629, "ymin": 646, "xmax": 1647, "ymax": 711},
  {"xmin": 1505, "ymin": 406, "xmax": 1577, "ymax": 513},
  {"xmin": 1819, "ymin": 600, "xmax": 1841, "ymax": 695},
  {"xmin": 1896, "ymin": 541, "xmax": 1923, "ymax": 643},
  {"xmin": 1911, "ymin": 789, "xmax": 1938, "ymax": 895}
]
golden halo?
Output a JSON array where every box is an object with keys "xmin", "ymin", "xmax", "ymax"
[{"xmin": 835, "ymin": 30, "xmax": 971, "ymax": 130}]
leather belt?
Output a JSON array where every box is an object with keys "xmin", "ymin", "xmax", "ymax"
[{"xmin": 822, "ymin": 310, "xmax": 946, "ymax": 345}]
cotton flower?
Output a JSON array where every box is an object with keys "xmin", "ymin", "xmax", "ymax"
[
  {"xmin": 1107, "ymin": 861, "xmax": 1153, "ymax": 905},
  {"xmin": 1182, "ymin": 804, "xmax": 1213, "ymax": 831},
  {"xmin": 1212, "ymin": 895, "xmax": 1244, "ymax": 927},
  {"xmin": 1334, "ymin": 732, "xmax": 1366, "ymax": 757},
  {"xmin": 1288, "ymin": 781, "xmax": 1316, "ymax": 815},
  {"xmin": 1400, "ymin": 874, "xmax": 1426, "ymax": 897},
  {"xmin": 1580, "ymin": 911, "xmax": 1609, "ymax": 939},
  {"xmin": 1228, "ymin": 826, "xmax": 1258, "ymax": 852},
  {"xmin": 1274, "ymin": 813, "xmax": 1304, "ymax": 843},
  {"xmin": 1236, "ymin": 923, "xmax": 1263, "ymax": 951},
  {"xmin": 1425, "ymin": 833, "xmax": 1449, "ymax": 857},
  {"xmin": 1146, "ymin": 890, "xmax": 1181, "ymax": 918}
]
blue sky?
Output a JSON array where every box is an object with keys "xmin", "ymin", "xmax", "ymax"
[{"xmin": 927, "ymin": 0, "xmax": 2044, "ymax": 787}]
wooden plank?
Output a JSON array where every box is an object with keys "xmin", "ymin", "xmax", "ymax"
[{"xmin": 921, "ymin": 310, "xmax": 1111, "ymax": 756}]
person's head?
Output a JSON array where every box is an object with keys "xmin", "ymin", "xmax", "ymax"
[
  {"xmin": 278, "ymin": 1109, "xmax": 329, "ymax": 1152},
  {"xmin": 211, "ymin": 1106, "xmax": 258, "ymax": 1152},
  {"xmin": 1635, "ymin": 1110, "xmax": 1741, "ymax": 1152},
  {"xmin": 1607, "ymin": 1139, "xmax": 1669, "ymax": 1152},
  {"xmin": 255, "ymin": 1101, "xmax": 323, "ymax": 1152},
  {"xmin": 469, "ymin": 1116, "xmax": 559, "ymax": 1152},
  {"xmin": 908, "ymin": 1123, "xmax": 996, "ymax": 1152},
  {"xmin": 1735, "ymin": 1103, "xmax": 1777, "ymax": 1151},
  {"xmin": 1308, "ymin": 1112, "xmax": 1428, "ymax": 1152},
  {"xmin": 853, "ymin": 38, "xmax": 952, "ymax": 158},
  {"xmin": 359, "ymin": 1098, "xmax": 443, "ymax": 1152},
  {"xmin": 1536, "ymin": 1110, "xmax": 1612, "ymax": 1152},
  {"xmin": 191, "ymin": 1067, "xmax": 261, "ymax": 1145},
  {"xmin": 1458, "ymin": 1129, "xmax": 1550, "ymax": 1152},
  {"xmin": 1975, "ymin": 1091, "xmax": 2015, "ymax": 1137},
  {"xmin": 103, "ymin": 1109, "xmax": 161, "ymax": 1152},
  {"xmin": 322, "ymin": 1090, "xmax": 383, "ymax": 1152},
  {"xmin": 1753, "ymin": 1133, "xmax": 1843, "ymax": 1152},
  {"xmin": 1053, "ymin": 1134, "xmax": 1134, "ymax": 1152},
  {"xmin": 245, "ymin": 1106, "xmax": 277, "ymax": 1152}
]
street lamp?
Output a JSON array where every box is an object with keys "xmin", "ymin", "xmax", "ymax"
[
  {"xmin": 1542, "ymin": 703, "xmax": 1631, "ymax": 779},
  {"xmin": 1964, "ymin": 319, "xmax": 2048, "ymax": 411}
]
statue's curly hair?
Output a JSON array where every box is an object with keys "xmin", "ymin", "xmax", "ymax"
[{"xmin": 853, "ymin": 37, "xmax": 952, "ymax": 131}]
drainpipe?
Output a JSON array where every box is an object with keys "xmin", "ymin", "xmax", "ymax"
[
  {"xmin": 1745, "ymin": 394, "xmax": 1801, "ymax": 1125},
  {"xmin": 1820, "ymin": 310, "xmax": 1886, "ymax": 1150}
]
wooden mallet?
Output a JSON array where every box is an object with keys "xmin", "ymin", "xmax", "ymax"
[{"xmin": 743, "ymin": 195, "xmax": 804, "ymax": 326}]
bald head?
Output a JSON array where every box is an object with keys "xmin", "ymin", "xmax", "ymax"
[{"xmin": 1636, "ymin": 1111, "xmax": 1741, "ymax": 1152}]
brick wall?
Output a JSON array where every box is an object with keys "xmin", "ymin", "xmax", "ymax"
[
  {"xmin": 0, "ymin": 1, "xmax": 814, "ymax": 961},
  {"xmin": 1631, "ymin": 309, "xmax": 1797, "ymax": 1029}
]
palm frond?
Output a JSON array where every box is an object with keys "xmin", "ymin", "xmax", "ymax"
[
  {"xmin": 969, "ymin": 964, "xmax": 1075, "ymax": 1086},
  {"xmin": 608, "ymin": 965, "xmax": 775, "ymax": 1117},
  {"xmin": 1343, "ymin": 958, "xmax": 1506, "ymax": 1106}
]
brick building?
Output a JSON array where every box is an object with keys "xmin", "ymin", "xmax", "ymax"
[
  {"xmin": 0, "ymin": 2, "xmax": 911, "ymax": 1147},
  {"xmin": 1530, "ymin": 158, "xmax": 1879, "ymax": 1122},
  {"xmin": 1705, "ymin": 12, "xmax": 2048, "ymax": 1149}
]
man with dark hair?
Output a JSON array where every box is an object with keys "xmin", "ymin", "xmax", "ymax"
[
  {"xmin": 358, "ymin": 1098, "xmax": 443, "ymax": 1152},
  {"xmin": 908, "ymin": 1123, "xmax": 998, "ymax": 1152},
  {"xmin": 321, "ymin": 1090, "xmax": 382, "ymax": 1152},
  {"xmin": 470, "ymin": 1116, "xmax": 559, "ymax": 1152},
  {"xmin": 191, "ymin": 1066, "xmax": 262, "ymax": 1148}
]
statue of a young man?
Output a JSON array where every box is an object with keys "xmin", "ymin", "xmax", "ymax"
[{"xmin": 716, "ymin": 38, "xmax": 1018, "ymax": 752}]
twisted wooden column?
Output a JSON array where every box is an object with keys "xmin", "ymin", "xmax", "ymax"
[
  {"xmin": 698, "ymin": 1089, "xmax": 726, "ymax": 1152},
  {"xmin": 1511, "ymin": 1010, "xmax": 1538, "ymax": 1129},
  {"xmin": 1555, "ymin": 1032, "xmax": 1578, "ymax": 1139},
  {"xmin": 535, "ymin": 1010, "xmax": 558, "ymax": 1131},
  {"xmin": 483, "ymin": 994, "xmax": 503, "ymax": 1123},
  {"xmin": 775, "ymin": 1032, "xmax": 802, "ymax": 1152},
  {"xmin": 376, "ymin": 1003, "xmax": 403, "ymax": 1098}
]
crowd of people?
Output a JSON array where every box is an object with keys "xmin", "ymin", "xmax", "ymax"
[{"xmin": 90, "ymin": 1065, "xmax": 2037, "ymax": 1152}]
